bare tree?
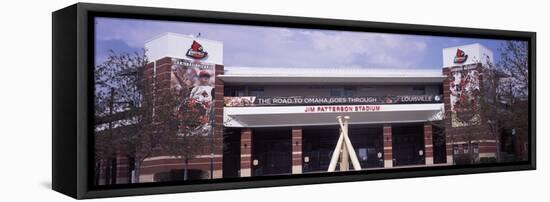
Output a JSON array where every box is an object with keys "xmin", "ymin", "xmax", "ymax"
[
  {"xmin": 499, "ymin": 41, "xmax": 529, "ymax": 99},
  {"xmin": 163, "ymin": 74, "xmax": 217, "ymax": 180},
  {"xmin": 477, "ymin": 41, "xmax": 528, "ymax": 162},
  {"xmin": 95, "ymin": 49, "xmax": 157, "ymax": 183},
  {"xmin": 453, "ymin": 95, "xmax": 483, "ymax": 164},
  {"xmin": 496, "ymin": 41, "xmax": 529, "ymax": 161}
]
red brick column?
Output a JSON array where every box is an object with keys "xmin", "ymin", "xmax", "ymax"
[
  {"xmin": 383, "ymin": 124, "xmax": 393, "ymax": 168},
  {"xmin": 442, "ymin": 67, "xmax": 454, "ymax": 165},
  {"xmin": 424, "ymin": 123, "xmax": 434, "ymax": 165},
  {"xmin": 143, "ymin": 57, "xmax": 173, "ymax": 125},
  {"xmin": 240, "ymin": 128, "xmax": 252, "ymax": 177},
  {"xmin": 211, "ymin": 64, "xmax": 225, "ymax": 179},
  {"xmin": 291, "ymin": 127, "xmax": 302, "ymax": 174}
]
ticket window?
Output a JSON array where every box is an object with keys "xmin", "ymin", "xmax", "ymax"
[{"xmin": 251, "ymin": 128, "xmax": 292, "ymax": 176}]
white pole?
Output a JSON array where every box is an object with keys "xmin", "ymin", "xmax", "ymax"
[
  {"xmin": 328, "ymin": 122, "xmax": 344, "ymax": 172},
  {"xmin": 340, "ymin": 116, "xmax": 362, "ymax": 170},
  {"xmin": 341, "ymin": 134, "xmax": 349, "ymax": 171},
  {"xmin": 328, "ymin": 116, "xmax": 362, "ymax": 172}
]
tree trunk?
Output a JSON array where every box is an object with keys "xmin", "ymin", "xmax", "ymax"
[
  {"xmin": 184, "ymin": 158, "xmax": 189, "ymax": 181},
  {"xmin": 469, "ymin": 141, "xmax": 474, "ymax": 164},
  {"xmin": 104, "ymin": 159, "xmax": 111, "ymax": 185},
  {"xmin": 94, "ymin": 161, "xmax": 101, "ymax": 185},
  {"xmin": 132, "ymin": 159, "xmax": 142, "ymax": 183},
  {"xmin": 490, "ymin": 123, "xmax": 501, "ymax": 162},
  {"xmin": 495, "ymin": 132, "xmax": 501, "ymax": 162}
]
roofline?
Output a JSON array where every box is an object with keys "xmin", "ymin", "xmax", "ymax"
[
  {"xmin": 218, "ymin": 75, "xmax": 446, "ymax": 85},
  {"xmin": 144, "ymin": 32, "xmax": 223, "ymax": 45},
  {"xmin": 218, "ymin": 75, "xmax": 446, "ymax": 78},
  {"xmin": 442, "ymin": 43, "xmax": 486, "ymax": 50}
]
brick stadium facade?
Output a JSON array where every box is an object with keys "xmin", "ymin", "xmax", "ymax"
[
  {"xmin": 94, "ymin": 34, "xmax": 527, "ymax": 185},
  {"xmin": 138, "ymin": 57, "xmax": 225, "ymax": 182}
]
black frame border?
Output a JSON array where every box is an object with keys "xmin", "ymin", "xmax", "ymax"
[{"xmin": 52, "ymin": 2, "xmax": 536, "ymax": 199}]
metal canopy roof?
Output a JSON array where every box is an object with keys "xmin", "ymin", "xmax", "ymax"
[
  {"xmin": 220, "ymin": 66, "xmax": 446, "ymax": 84},
  {"xmin": 224, "ymin": 103, "xmax": 444, "ymax": 128}
]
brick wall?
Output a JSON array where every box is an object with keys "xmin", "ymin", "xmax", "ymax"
[
  {"xmin": 240, "ymin": 128, "xmax": 252, "ymax": 177},
  {"xmin": 424, "ymin": 123, "xmax": 434, "ymax": 165},
  {"xmin": 292, "ymin": 127, "xmax": 302, "ymax": 174},
  {"xmin": 383, "ymin": 124, "xmax": 392, "ymax": 168},
  {"xmin": 135, "ymin": 57, "xmax": 225, "ymax": 182}
]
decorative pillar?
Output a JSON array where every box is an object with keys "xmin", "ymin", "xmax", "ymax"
[
  {"xmin": 383, "ymin": 124, "xmax": 393, "ymax": 168},
  {"xmin": 212, "ymin": 64, "xmax": 225, "ymax": 179},
  {"xmin": 240, "ymin": 128, "xmax": 252, "ymax": 177},
  {"xmin": 424, "ymin": 123, "xmax": 434, "ymax": 165},
  {"xmin": 443, "ymin": 67, "xmax": 454, "ymax": 165},
  {"xmin": 291, "ymin": 127, "xmax": 303, "ymax": 174}
]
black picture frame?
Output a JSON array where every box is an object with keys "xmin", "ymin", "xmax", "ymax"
[{"xmin": 52, "ymin": 2, "xmax": 536, "ymax": 199}]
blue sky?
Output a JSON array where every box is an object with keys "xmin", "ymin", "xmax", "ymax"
[{"xmin": 95, "ymin": 17, "xmax": 508, "ymax": 69}]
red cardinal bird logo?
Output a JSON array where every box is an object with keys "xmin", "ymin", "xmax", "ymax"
[
  {"xmin": 453, "ymin": 48, "xmax": 468, "ymax": 64},
  {"xmin": 186, "ymin": 40, "xmax": 208, "ymax": 59}
]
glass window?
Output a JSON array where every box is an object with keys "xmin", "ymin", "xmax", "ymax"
[
  {"xmin": 473, "ymin": 143, "xmax": 479, "ymax": 154},
  {"xmin": 344, "ymin": 87, "xmax": 356, "ymax": 96},
  {"xmin": 248, "ymin": 87, "xmax": 264, "ymax": 97},
  {"xmin": 463, "ymin": 143, "xmax": 469, "ymax": 154},
  {"xmin": 358, "ymin": 148, "xmax": 367, "ymax": 161},
  {"xmin": 236, "ymin": 89, "xmax": 246, "ymax": 96},
  {"xmin": 453, "ymin": 144, "xmax": 459, "ymax": 155},
  {"xmin": 329, "ymin": 88, "xmax": 343, "ymax": 97},
  {"xmin": 412, "ymin": 86, "xmax": 426, "ymax": 94},
  {"xmin": 224, "ymin": 87, "xmax": 246, "ymax": 96}
]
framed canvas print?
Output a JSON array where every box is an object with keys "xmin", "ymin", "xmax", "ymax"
[{"xmin": 52, "ymin": 3, "xmax": 536, "ymax": 199}]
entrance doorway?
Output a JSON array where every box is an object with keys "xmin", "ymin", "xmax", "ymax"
[
  {"xmin": 432, "ymin": 124, "xmax": 447, "ymax": 164},
  {"xmin": 302, "ymin": 124, "xmax": 384, "ymax": 173},
  {"xmin": 222, "ymin": 128, "xmax": 241, "ymax": 178},
  {"xmin": 251, "ymin": 128, "xmax": 292, "ymax": 176},
  {"xmin": 349, "ymin": 125, "xmax": 384, "ymax": 168},
  {"xmin": 392, "ymin": 123, "xmax": 425, "ymax": 166},
  {"xmin": 302, "ymin": 126, "xmax": 339, "ymax": 173}
]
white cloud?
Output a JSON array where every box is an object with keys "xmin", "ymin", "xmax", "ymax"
[
  {"xmin": 96, "ymin": 17, "xmax": 431, "ymax": 69},
  {"xmin": 294, "ymin": 30, "xmax": 428, "ymax": 68}
]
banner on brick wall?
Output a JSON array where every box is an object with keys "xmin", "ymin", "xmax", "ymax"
[
  {"xmin": 449, "ymin": 65, "xmax": 481, "ymax": 128},
  {"xmin": 171, "ymin": 58, "xmax": 216, "ymax": 136}
]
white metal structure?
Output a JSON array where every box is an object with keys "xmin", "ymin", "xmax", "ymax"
[{"xmin": 327, "ymin": 116, "xmax": 362, "ymax": 172}]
